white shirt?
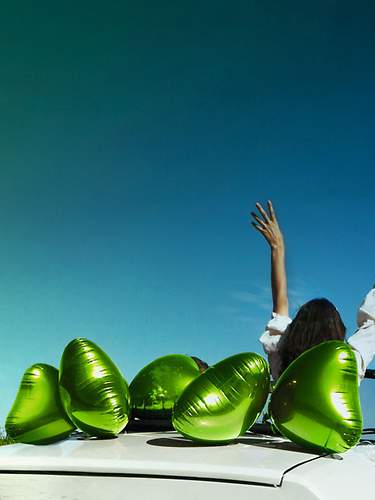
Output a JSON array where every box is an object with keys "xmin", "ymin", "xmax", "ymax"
[{"xmin": 259, "ymin": 287, "xmax": 375, "ymax": 384}]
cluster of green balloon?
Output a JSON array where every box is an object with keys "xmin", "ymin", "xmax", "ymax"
[
  {"xmin": 172, "ymin": 352, "xmax": 270, "ymax": 444},
  {"xmin": 5, "ymin": 364, "xmax": 75, "ymax": 444},
  {"xmin": 129, "ymin": 354, "xmax": 204, "ymax": 420},
  {"xmin": 6, "ymin": 339, "xmax": 362, "ymax": 452},
  {"xmin": 59, "ymin": 338, "xmax": 131, "ymax": 437},
  {"xmin": 6, "ymin": 338, "xmax": 131, "ymax": 444},
  {"xmin": 269, "ymin": 341, "xmax": 363, "ymax": 453}
]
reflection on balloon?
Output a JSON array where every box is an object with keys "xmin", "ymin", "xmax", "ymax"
[
  {"xmin": 129, "ymin": 354, "xmax": 203, "ymax": 420},
  {"xmin": 173, "ymin": 352, "xmax": 270, "ymax": 443},
  {"xmin": 6, "ymin": 363, "xmax": 75, "ymax": 444},
  {"xmin": 59, "ymin": 338, "xmax": 130, "ymax": 437},
  {"xmin": 269, "ymin": 341, "xmax": 363, "ymax": 453}
]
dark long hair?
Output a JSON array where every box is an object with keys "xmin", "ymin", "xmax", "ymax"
[{"xmin": 278, "ymin": 298, "xmax": 346, "ymax": 375}]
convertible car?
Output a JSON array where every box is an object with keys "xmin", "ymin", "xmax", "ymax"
[
  {"xmin": 0, "ymin": 426, "xmax": 375, "ymax": 500},
  {"xmin": 0, "ymin": 371, "xmax": 374, "ymax": 500}
]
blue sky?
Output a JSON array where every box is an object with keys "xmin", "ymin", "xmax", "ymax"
[{"xmin": 1, "ymin": 1, "xmax": 375, "ymax": 427}]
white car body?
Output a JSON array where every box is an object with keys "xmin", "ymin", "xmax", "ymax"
[{"xmin": 0, "ymin": 430, "xmax": 374, "ymax": 500}]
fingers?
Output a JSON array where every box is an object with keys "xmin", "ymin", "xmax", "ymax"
[
  {"xmin": 267, "ymin": 200, "xmax": 276, "ymax": 222},
  {"xmin": 255, "ymin": 202, "xmax": 271, "ymax": 223},
  {"xmin": 251, "ymin": 221, "xmax": 267, "ymax": 234},
  {"xmin": 250, "ymin": 211, "xmax": 268, "ymax": 229},
  {"xmin": 255, "ymin": 200, "xmax": 278, "ymax": 224},
  {"xmin": 251, "ymin": 222, "xmax": 272, "ymax": 244}
]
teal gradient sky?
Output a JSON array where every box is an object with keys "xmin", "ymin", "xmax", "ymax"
[{"xmin": 1, "ymin": 2, "xmax": 375, "ymax": 426}]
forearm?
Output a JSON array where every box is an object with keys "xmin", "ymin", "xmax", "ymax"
[{"xmin": 271, "ymin": 248, "xmax": 289, "ymax": 316}]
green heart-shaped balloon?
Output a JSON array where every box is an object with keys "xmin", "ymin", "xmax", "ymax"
[
  {"xmin": 6, "ymin": 363, "xmax": 75, "ymax": 444},
  {"xmin": 129, "ymin": 354, "xmax": 203, "ymax": 420},
  {"xmin": 173, "ymin": 352, "xmax": 270, "ymax": 443},
  {"xmin": 59, "ymin": 338, "xmax": 130, "ymax": 437},
  {"xmin": 269, "ymin": 341, "xmax": 363, "ymax": 453}
]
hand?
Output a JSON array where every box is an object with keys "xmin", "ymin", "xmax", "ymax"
[{"xmin": 250, "ymin": 201, "xmax": 284, "ymax": 251}]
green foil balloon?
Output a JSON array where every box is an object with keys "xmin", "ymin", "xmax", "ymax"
[
  {"xmin": 129, "ymin": 354, "xmax": 202, "ymax": 420},
  {"xmin": 173, "ymin": 352, "xmax": 270, "ymax": 443},
  {"xmin": 59, "ymin": 338, "xmax": 130, "ymax": 437},
  {"xmin": 6, "ymin": 364, "xmax": 75, "ymax": 445},
  {"xmin": 269, "ymin": 341, "xmax": 363, "ymax": 453}
]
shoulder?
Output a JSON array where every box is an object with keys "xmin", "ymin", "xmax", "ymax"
[
  {"xmin": 259, "ymin": 313, "xmax": 292, "ymax": 353},
  {"xmin": 267, "ymin": 312, "xmax": 293, "ymax": 333}
]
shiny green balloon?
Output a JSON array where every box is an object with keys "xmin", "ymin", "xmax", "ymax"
[
  {"xmin": 173, "ymin": 352, "xmax": 270, "ymax": 443},
  {"xmin": 6, "ymin": 364, "xmax": 75, "ymax": 445},
  {"xmin": 269, "ymin": 341, "xmax": 363, "ymax": 453},
  {"xmin": 129, "ymin": 354, "xmax": 202, "ymax": 420},
  {"xmin": 59, "ymin": 338, "xmax": 130, "ymax": 437}
]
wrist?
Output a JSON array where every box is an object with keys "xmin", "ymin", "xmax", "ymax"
[{"xmin": 271, "ymin": 245, "xmax": 285, "ymax": 255}]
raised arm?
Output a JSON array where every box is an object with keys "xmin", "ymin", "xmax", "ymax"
[{"xmin": 250, "ymin": 201, "xmax": 289, "ymax": 317}]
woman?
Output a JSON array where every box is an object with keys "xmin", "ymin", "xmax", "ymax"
[{"xmin": 250, "ymin": 200, "xmax": 375, "ymax": 382}]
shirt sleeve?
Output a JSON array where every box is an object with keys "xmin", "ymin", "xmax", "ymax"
[
  {"xmin": 348, "ymin": 286, "xmax": 375, "ymax": 381},
  {"xmin": 259, "ymin": 313, "xmax": 292, "ymax": 380},
  {"xmin": 259, "ymin": 313, "xmax": 293, "ymax": 353},
  {"xmin": 356, "ymin": 286, "xmax": 375, "ymax": 327}
]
